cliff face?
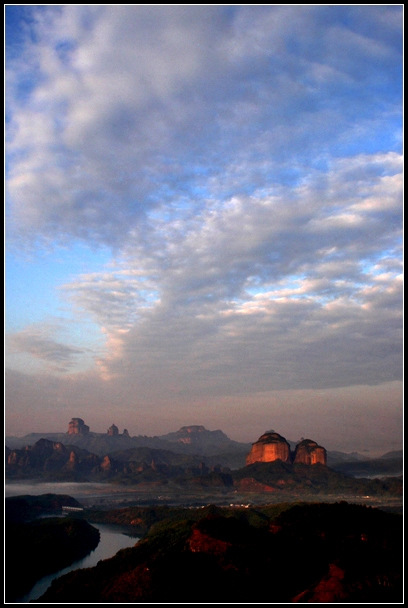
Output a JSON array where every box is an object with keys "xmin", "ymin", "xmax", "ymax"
[
  {"xmin": 293, "ymin": 439, "xmax": 327, "ymax": 465},
  {"xmin": 246, "ymin": 432, "xmax": 291, "ymax": 465}
]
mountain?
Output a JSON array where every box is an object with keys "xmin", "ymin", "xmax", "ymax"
[
  {"xmin": 379, "ymin": 450, "xmax": 403, "ymax": 460},
  {"xmin": 326, "ymin": 451, "xmax": 370, "ymax": 467},
  {"xmin": 5, "ymin": 438, "xmax": 229, "ymax": 483},
  {"xmin": 330, "ymin": 456, "xmax": 403, "ymax": 478},
  {"xmin": 5, "ymin": 423, "xmax": 401, "ymax": 474},
  {"xmin": 6, "ymin": 438, "xmax": 402, "ymax": 497},
  {"xmin": 5, "ymin": 424, "xmax": 251, "ymax": 468},
  {"xmin": 159, "ymin": 425, "xmax": 250, "ymax": 453}
]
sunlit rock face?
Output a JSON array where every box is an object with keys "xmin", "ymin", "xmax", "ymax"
[
  {"xmin": 65, "ymin": 450, "xmax": 79, "ymax": 470},
  {"xmin": 67, "ymin": 418, "xmax": 90, "ymax": 435},
  {"xmin": 293, "ymin": 439, "xmax": 327, "ymax": 465},
  {"xmin": 246, "ymin": 431, "xmax": 291, "ymax": 465},
  {"xmin": 100, "ymin": 455, "xmax": 113, "ymax": 471}
]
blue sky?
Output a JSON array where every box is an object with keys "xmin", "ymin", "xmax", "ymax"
[{"xmin": 5, "ymin": 6, "xmax": 402, "ymax": 455}]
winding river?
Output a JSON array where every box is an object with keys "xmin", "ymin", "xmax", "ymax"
[{"xmin": 15, "ymin": 523, "xmax": 139, "ymax": 603}]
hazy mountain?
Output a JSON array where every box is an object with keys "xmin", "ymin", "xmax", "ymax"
[
  {"xmin": 5, "ymin": 425, "xmax": 251, "ymax": 468},
  {"xmin": 326, "ymin": 451, "xmax": 370, "ymax": 467},
  {"xmin": 330, "ymin": 456, "xmax": 403, "ymax": 478},
  {"xmin": 5, "ymin": 425, "xmax": 400, "ymax": 474},
  {"xmin": 379, "ymin": 450, "xmax": 403, "ymax": 460}
]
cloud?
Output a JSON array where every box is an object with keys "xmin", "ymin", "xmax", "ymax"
[
  {"xmin": 7, "ymin": 326, "xmax": 85, "ymax": 373},
  {"xmin": 6, "ymin": 6, "xmax": 402, "ymax": 249},
  {"xmin": 56, "ymin": 152, "xmax": 402, "ymax": 394}
]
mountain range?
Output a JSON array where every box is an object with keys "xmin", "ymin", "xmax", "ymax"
[{"xmin": 5, "ymin": 423, "xmax": 400, "ymax": 473}]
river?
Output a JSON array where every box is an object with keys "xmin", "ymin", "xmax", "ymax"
[{"xmin": 14, "ymin": 523, "xmax": 139, "ymax": 603}]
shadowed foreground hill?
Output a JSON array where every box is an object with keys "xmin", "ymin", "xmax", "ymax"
[
  {"xmin": 6, "ymin": 512, "xmax": 100, "ymax": 602},
  {"xmin": 35, "ymin": 502, "xmax": 402, "ymax": 603}
]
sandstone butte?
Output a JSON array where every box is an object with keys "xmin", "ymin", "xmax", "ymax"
[
  {"xmin": 67, "ymin": 418, "xmax": 90, "ymax": 435},
  {"xmin": 246, "ymin": 431, "xmax": 327, "ymax": 466}
]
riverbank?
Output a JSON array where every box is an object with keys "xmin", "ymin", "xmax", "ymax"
[{"xmin": 14, "ymin": 523, "xmax": 139, "ymax": 603}]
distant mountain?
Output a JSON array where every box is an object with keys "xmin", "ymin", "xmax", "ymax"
[
  {"xmin": 5, "ymin": 432, "xmax": 179, "ymax": 457},
  {"xmin": 326, "ymin": 451, "xmax": 370, "ymax": 467},
  {"xmin": 5, "ymin": 438, "xmax": 231, "ymax": 483},
  {"xmin": 5, "ymin": 425, "xmax": 401, "ymax": 474},
  {"xmin": 5, "ymin": 425, "xmax": 251, "ymax": 468},
  {"xmin": 330, "ymin": 456, "xmax": 403, "ymax": 478},
  {"xmin": 379, "ymin": 450, "xmax": 403, "ymax": 460},
  {"xmin": 5, "ymin": 437, "xmax": 403, "ymax": 498}
]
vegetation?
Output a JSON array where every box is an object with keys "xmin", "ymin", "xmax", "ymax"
[
  {"xmin": 5, "ymin": 493, "xmax": 83, "ymax": 523},
  {"xmin": 84, "ymin": 502, "xmax": 294, "ymax": 535},
  {"xmin": 34, "ymin": 501, "xmax": 402, "ymax": 603},
  {"xmin": 5, "ymin": 516, "xmax": 100, "ymax": 602},
  {"xmin": 232, "ymin": 461, "xmax": 403, "ymax": 495}
]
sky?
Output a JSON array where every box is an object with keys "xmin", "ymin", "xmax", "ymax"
[{"xmin": 5, "ymin": 6, "xmax": 403, "ymax": 456}]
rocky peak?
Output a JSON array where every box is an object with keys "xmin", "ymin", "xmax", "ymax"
[
  {"xmin": 246, "ymin": 431, "xmax": 291, "ymax": 465},
  {"xmin": 180, "ymin": 425, "xmax": 206, "ymax": 433},
  {"xmin": 246, "ymin": 431, "xmax": 327, "ymax": 466},
  {"xmin": 293, "ymin": 439, "xmax": 327, "ymax": 465},
  {"xmin": 68, "ymin": 418, "xmax": 90, "ymax": 435},
  {"xmin": 107, "ymin": 424, "xmax": 119, "ymax": 436}
]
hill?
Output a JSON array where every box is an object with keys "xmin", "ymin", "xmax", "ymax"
[
  {"xmin": 330, "ymin": 456, "xmax": 403, "ymax": 478},
  {"xmin": 5, "ymin": 425, "xmax": 251, "ymax": 468},
  {"xmin": 5, "ymin": 495, "xmax": 99, "ymax": 602},
  {"xmin": 34, "ymin": 502, "xmax": 402, "ymax": 603}
]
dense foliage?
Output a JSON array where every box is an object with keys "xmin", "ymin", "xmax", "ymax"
[
  {"xmin": 5, "ymin": 493, "xmax": 82, "ymax": 523},
  {"xmin": 232, "ymin": 461, "xmax": 403, "ymax": 495},
  {"xmin": 34, "ymin": 502, "xmax": 402, "ymax": 603},
  {"xmin": 5, "ymin": 517, "xmax": 100, "ymax": 602}
]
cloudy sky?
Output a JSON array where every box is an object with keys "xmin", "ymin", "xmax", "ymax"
[{"xmin": 5, "ymin": 6, "xmax": 402, "ymax": 455}]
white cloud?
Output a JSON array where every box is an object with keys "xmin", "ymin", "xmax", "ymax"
[
  {"xmin": 6, "ymin": 6, "xmax": 402, "ymax": 249},
  {"xmin": 52, "ymin": 152, "xmax": 402, "ymax": 395}
]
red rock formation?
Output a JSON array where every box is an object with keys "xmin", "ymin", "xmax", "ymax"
[
  {"xmin": 246, "ymin": 431, "xmax": 291, "ymax": 465},
  {"xmin": 65, "ymin": 451, "xmax": 79, "ymax": 470},
  {"xmin": 107, "ymin": 424, "xmax": 119, "ymax": 436},
  {"xmin": 100, "ymin": 455, "xmax": 113, "ymax": 472},
  {"xmin": 293, "ymin": 439, "xmax": 327, "ymax": 465},
  {"xmin": 67, "ymin": 418, "xmax": 90, "ymax": 435},
  {"xmin": 7, "ymin": 451, "xmax": 18, "ymax": 465},
  {"xmin": 292, "ymin": 563, "xmax": 348, "ymax": 603},
  {"xmin": 188, "ymin": 528, "xmax": 231, "ymax": 556}
]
